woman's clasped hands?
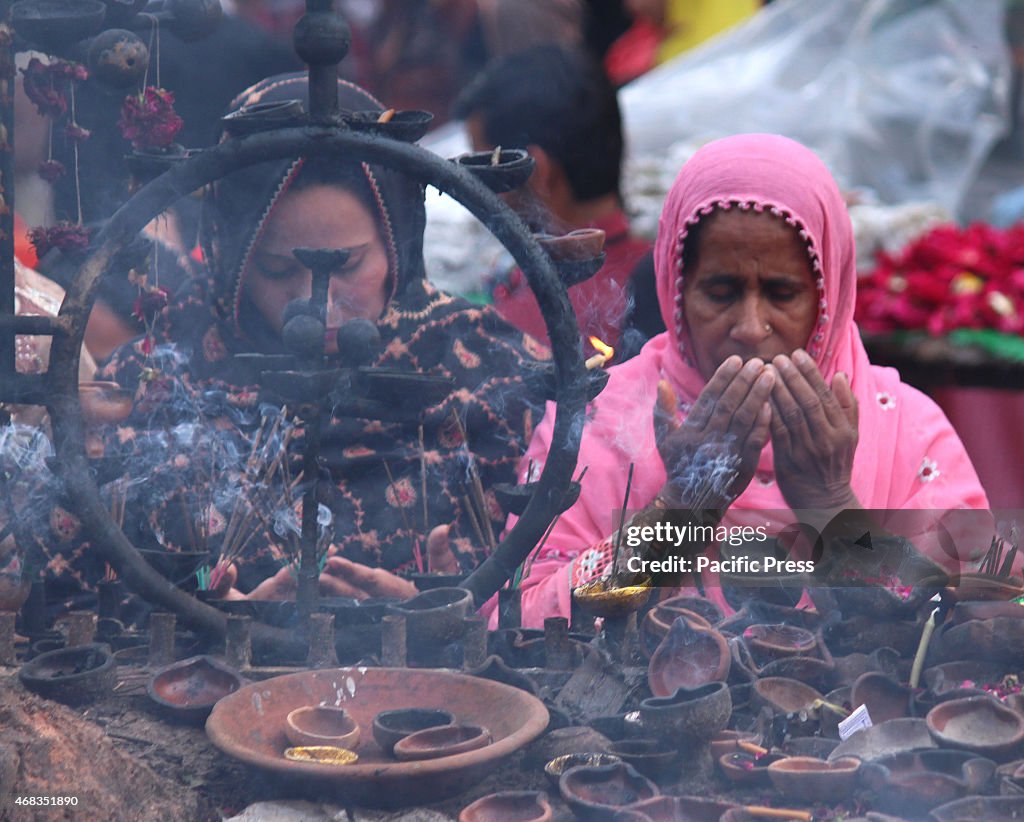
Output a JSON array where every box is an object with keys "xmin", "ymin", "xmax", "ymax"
[{"xmin": 653, "ymin": 350, "xmax": 859, "ymax": 511}]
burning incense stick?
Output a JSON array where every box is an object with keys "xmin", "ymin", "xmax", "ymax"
[
  {"xmin": 451, "ymin": 411, "xmax": 496, "ymax": 551},
  {"xmin": 611, "ymin": 463, "xmax": 634, "ymax": 577},
  {"xmin": 383, "ymin": 460, "xmax": 423, "ymax": 573},
  {"xmin": 419, "ymin": 424, "xmax": 429, "ymax": 534}
]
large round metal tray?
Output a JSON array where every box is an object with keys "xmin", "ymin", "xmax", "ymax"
[{"xmin": 205, "ymin": 666, "xmax": 549, "ymax": 806}]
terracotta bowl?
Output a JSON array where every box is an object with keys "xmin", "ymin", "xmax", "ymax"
[
  {"xmin": 147, "ymin": 655, "xmax": 244, "ymax": 724},
  {"xmin": 930, "ymin": 795, "xmax": 1024, "ymax": 821},
  {"xmin": 372, "ymin": 707, "xmax": 455, "ymax": 756},
  {"xmin": 927, "ymin": 696, "xmax": 1024, "ymax": 760},
  {"xmin": 829, "ymin": 717, "xmax": 936, "ymax": 762},
  {"xmin": 206, "ymin": 667, "xmax": 548, "ymax": 807},
  {"xmin": 459, "ymin": 790, "xmax": 552, "ymax": 822},
  {"xmin": 285, "ymin": 706, "xmax": 360, "ymax": 750},
  {"xmin": 767, "ymin": 755, "xmax": 861, "ymax": 803},
  {"xmin": 622, "ymin": 795, "xmax": 736, "ymax": 822},
  {"xmin": 718, "ymin": 751, "xmax": 788, "ymax": 787},
  {"xmin": 607, "ymin": 738, "xmax": 677, "ymax": 780},
  {"xmin": 744, "ymin": 623, "xmax": 817, "ymax": 660},
  {"xmin": 647, "ymin": 617, "xmax": 730, "ymax": 697},
  {"xmin": 19, "ymin": 642, "xmax": 117, "ymax": 705},
  {"xmin": 392, "ymin": 723, "xmax": 492, "ymax": 761},
  {"xmin": 860, "ymin": 749, "xmax": 998, "ymax": 816},
  {"xmin": 851, "ymin": 671, "xmax": 911, "ymax": 724},
  {"xmin": 710, "ymin": 730, "xmax": 762, "ymax": 761},
  {"xmin": 545, "ymin": 753, "xmax": 622, "ymax": 789},
  {"xmin": 752, "ymin": 677, "xmax": 823, "ymax": 715},
  {"xmin": 639, "ymin": 683, "xmax": 731, "ymax": 743},
  {"xmin": 559, "ymin": 762, "xmax": 658, "ymax": 820}
]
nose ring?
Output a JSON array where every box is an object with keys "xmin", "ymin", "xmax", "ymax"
[{"xmin": 764, "ymin": 323, "xmax": 773, "ymax": 334}]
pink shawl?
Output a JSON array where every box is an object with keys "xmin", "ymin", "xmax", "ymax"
[{"xmin": 512, "ymin": 134, "xmax": 989, "ymax": 627}]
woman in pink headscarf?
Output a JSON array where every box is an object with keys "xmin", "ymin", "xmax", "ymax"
[{"xmin": 510, "ymin": 134, "xmax": 990, "ymax": 627}]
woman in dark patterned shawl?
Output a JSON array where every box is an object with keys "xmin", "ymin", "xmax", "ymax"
[{"xmin": 88, "ymin": 73, "xmax": 550, "ymax": 600}]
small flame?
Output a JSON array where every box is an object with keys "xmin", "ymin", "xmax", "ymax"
[
  {"xmin": 589, "ymin": 336, "xmax": 614, "ymax": 360},
  {"xmin": 585, "ymin": 336, "xmax": 614, "ymax": 370}
]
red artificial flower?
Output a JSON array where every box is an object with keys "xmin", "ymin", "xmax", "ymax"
[
  {"xmin": 857, "ymin": 222, "xmax": 1024, "ymax": 335},
  {"xmin": 26, "ymin": 222, "xmax": 91, "ymax": 258},
  {"xmin": 118, "ymin": 87, "xmax": 184, "ymax": 149},
  {"xmin": 37, "ymin": 160, "xmax": 66, "ymax": 182}
]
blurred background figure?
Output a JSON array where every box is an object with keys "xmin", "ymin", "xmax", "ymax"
[
  {"xmin": 605, "ymin": 0, "xmax": 762, "ymax": 86},
  {"xmin": 342, "ymin": 0, "xmax": 584, "ymax": 127},
  {"xmin": 454, "ymin": 45, "xmax": 660, "ymax": 359}
]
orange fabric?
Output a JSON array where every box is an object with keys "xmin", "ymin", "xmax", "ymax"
[{"xmin": 14, "ymin": 212, "xmax": 38, "ymax": 269}]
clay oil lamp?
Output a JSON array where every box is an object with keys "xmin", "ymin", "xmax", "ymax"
[
  {"xmin": 392, "ymin": 723, "xmax": 492, "ymax": 761},
  {"xmin": 927, "ymin": 696, "xmax": 1024, "ymax": 761},
  {"xmin": 372, "ymin": 707, "xmax": 455, "ymax": 756},
  {"xmin": 829, "ymin": 717, "xmax": 937, "ymax": 762},
  {"xmin": 535, "ymin": 229, "xmax": 607, "ymax": 287},
  {"xmin": 455, "ymin": 148, "xmax": 534, "ymax": 193},
  {"xmin": 18, "ymin": 642, "xmax": 117, "ymax": 705},
  {"xmin": 388, "ymin": 587, "xmax": 472, "ymax": 646},
  {"xmin": 744, "ymin": 623, "xmax": 817, "ymax": 662},
  {"xmin": 459, "ymin": 791, "xmax": 552, "ymax": 822},
  {"xmin": 285, "ymin": 706, "xmax": 360, "ymax": 750},
  {"xmin": 606, "ymin": 738, "xmax": 677, "ymax": 781},
  {"xmin": 751, "ymin": 677, "xmax": 823, "ymax": 716},
  {"xmin": 930, "ymin": 795, "xmax": 1024, "ymax": 821},
  {"xmin": 647, "ymin": 617, "xmax": 730, "ymax": 697},
  {"xmin": 545, "ymin": 753, "xmax": 622, "ymax": 789},
  {"xmin": 623, "ymin": 795, "xmax": 737, "ymax": 822},
  {"xmin": 767, "ymin": 755, "xmax": 861, "ymax": 803},
  {"xmin": 341, "ymin": 109, "xmax": 434, "ymax": 142},
  {"xmin": 558, "ymin": 761, "xmax": 658, "ymax": 820},
  {"xmin": 282, "ymin": 745, "xmax": 358, "ymax": 765},
  {"xmin": 146, "ymin": 655, "xmax": 244, "ymax": 724},
  {"xmin": 639, "ymin": 682, "xmax": 732, "ymax": 744},
  {"xmin": 710, "ymin": 729, "xmax": 763, "ymax": 761},
  {"xmin": 717, "ymin": 750, "xmax": 788, "ymax": 787},
  {"xmin": 850, "ymin": 671, "xmax": 911, "ymax": 724},
  {"xmin": 860, "ymin": 749, "xmax": 997, "ymax": 816},
  {"xmin": 923, "ymin": 660, "xmax": 1007, "ymax": 698}
]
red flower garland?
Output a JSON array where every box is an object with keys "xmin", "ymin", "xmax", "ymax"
[
  {"xmin": 26, "ymin": 222, "xmax": 91, "ymax": 258},
  {"xmin": 857, "ymin": 223, "xmax": 1024, "ymax": 336},
  {"xmin": 118, "ymin": 87, "xmax": 184, "ymax": 150}
]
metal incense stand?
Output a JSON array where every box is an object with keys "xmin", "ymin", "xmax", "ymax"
[{"xmin": 0, "ymin": 0, "xmax": 607, "ymax": 663}]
